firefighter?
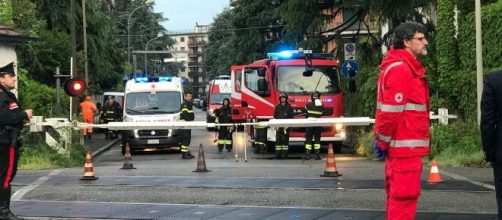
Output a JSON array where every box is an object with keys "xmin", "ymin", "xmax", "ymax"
[
  {"xmin": 274, "ymin": 93, "xmax": 295, "ymax": 159},
  {"xmin": 80, "ymin": 96, "xmax": 97, "ymax": 139},
  {"xmin": 304, "ymin": 91, "xmax": 323, "ymax": 160},
  {"xmin": 100, "ymin": 96, "xmax": 122, "ymax": 139},
  {"xmin": 0, "ymin": 62, "xmax": 32, "ymax": 219},
  {"xmin": 179, "ymin": 92, "xmax": 195, "ymax": 159},
  {"xmin": 374, "ymin": 22, "xmax": 430, "ymax": 220},
  {"xmin": 216, "ymin": 98, "xmax": 233, "ymax": 152}
]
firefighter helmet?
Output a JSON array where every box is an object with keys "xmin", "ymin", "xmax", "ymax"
[
  {"xmin": 279, "ymin": 93, "xmax": 288, "ymax": 100},
  {"xmin": 311, "ymin": 91, "xmax": 320, "ymax": 100}
]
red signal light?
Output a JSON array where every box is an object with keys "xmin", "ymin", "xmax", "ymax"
[{"xmin": 64, "ymin": 78, "xmax": 86, "ymax": 97}]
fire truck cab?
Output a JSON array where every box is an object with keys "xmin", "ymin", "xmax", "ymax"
[{"xmin": 230, "ymin": 49, "xmax": 345, "ymax": 153}]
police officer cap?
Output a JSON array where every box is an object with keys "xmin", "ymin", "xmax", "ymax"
[
  {"xmin": 311, "ymin": 91, "xmax": 320, "ymax": 99},
  {"xmin": 279, "ymin": 93, "xmax": 288, "ymax": 100},
  {"xmin": 0, "ymin": 62, "xmax": 15, "ymax": 77}
]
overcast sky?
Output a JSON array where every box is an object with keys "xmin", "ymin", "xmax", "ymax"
[{"xmin": 153, "ymin": 0, "xmax": 229, "ymax": 31}]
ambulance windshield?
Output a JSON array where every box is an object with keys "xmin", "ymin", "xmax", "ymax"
[
  {"xmin": 125, "ymin": 91, "xmax": 181, "ymax": 115},
  {"xmin": 276, "ymin": 66, "xmax": 341, "ymax": 94}
]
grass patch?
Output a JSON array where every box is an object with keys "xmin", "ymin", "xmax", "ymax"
[{"xmin": 19, "ymin": 143, "xmax": 86, "ymax": 170}]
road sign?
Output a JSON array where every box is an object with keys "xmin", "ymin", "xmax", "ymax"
[
  {"xmin": 344, "ymin": 43, "xmax": 356, "ymax": 61},
  {"xmin": 341, "ymin": 61, "xmax": 359, "ymax": 78}
]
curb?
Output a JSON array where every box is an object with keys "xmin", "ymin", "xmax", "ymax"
[{"xmin": 92, "ymin": 138, "xmax": 121, "ymax": 158}]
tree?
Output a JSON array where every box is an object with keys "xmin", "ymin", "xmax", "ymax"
[{"xmin": 203, "ymin": 9, "xmax": 235, "ymax": 80}]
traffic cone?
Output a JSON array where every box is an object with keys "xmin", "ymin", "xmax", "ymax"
[
  {"xmin": 80, "ymin": 149, "xmax": 98, "ymax": 180},
  {"xmin": 427, "ymin": 160, "xmax": 443, "ymax": 184},
  {"xmin": 320, "ymin": 143, "xmax": 342, "ymax": 177},
  {"xmin": 193, "ymin": 144, "xmax": 210, "ymax": 172},
  {"xmin": 121, "ymin": 142, "xmax": 136, "ymax": 170}
]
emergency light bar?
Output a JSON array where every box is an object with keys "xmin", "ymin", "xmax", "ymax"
[
  {"xmin": 134, "ymin": 77, "xmax": 149, "ymax": 83},
  {"xmin": 267, "ymin": 50, "xmax": 333, "ymax": 60}
]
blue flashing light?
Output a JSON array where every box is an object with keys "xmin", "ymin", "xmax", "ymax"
[
  {"xmin": 134, "ymin": 77, "xmax": 149, "ymax": 83},
  {"xmin": 267, "ymin": 49, "xmax": 334, "ymax": 60},
  {"xmin": 158, "ymin": 76, "xmax": 172, "ymax": 82},
  {"xmin": 279, "ymin": 50, "xmax": 293, "ymax": 58}
]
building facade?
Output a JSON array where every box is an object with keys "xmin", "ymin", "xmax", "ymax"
[{"xmin": 168, "ymin": 24, "xmax": 210, "ymax": 98}]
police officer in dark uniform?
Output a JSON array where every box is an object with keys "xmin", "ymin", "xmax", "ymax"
[
  {"xmin": 0, "ymin": 62, "xmax": 32, "ymax": 219},
  {"xmin": 179, "ymin": 92, "xmax": 195, "ymax": 159},
  {"xmin": 100, "ymin": 96, "xmax": 122, "ymax": 139},
  {"xmin": 304, "ymin": 91, "xmax": 323, "ymax": 160},
  {"xmin": 216, "ymin": 98, "xmax": 233, "ymax": 152},
  {"xmin": 274, "ymin": 93, "xmax": 295, "ymax": 159}
]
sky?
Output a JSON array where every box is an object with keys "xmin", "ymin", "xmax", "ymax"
[{"xmin": 153, "ymin": 0, "xmax": 230, "ymax": 31}]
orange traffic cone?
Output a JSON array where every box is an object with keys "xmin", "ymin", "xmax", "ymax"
[
  {"xmin": 320, "ymin": 143, "xmax": 342, "ymax": 177},
  {"xmin": 80, "ymin": 149, "xmax": 98, "ymax": 180},
  {"xmin": 121, "ymin": 142, "xmax": 136, "ymax": 170},
  {"xmin": 427, "ymin": 160, "xmax": 443, "ymax": 184},
  {"xmin": 193, "ymin": 144, "xmax": 210, "ymax": 172}
]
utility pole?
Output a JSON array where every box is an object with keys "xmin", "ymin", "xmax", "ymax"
[
  {"xmin": 475, "ymin": 0, "xmax": 483, "ymax": 125},
  {"xmin": 70, "ymin": 0, "xmax": 79, "ymax": 119},
  {"xmin": 82, "ymin": 0, "xmax": 89, "ymax": 87}
]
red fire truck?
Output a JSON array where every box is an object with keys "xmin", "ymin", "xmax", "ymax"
[{"xmin": 230, "ymin": 49, "xmax": 346, "ymax": 153}]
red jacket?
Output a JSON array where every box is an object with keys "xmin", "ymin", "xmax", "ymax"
[{"xmin": 375, "ymin": 49, "xmax": 430, "ymax": 157}]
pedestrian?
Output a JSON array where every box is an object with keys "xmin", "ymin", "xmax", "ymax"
[
  {"xmin": 274, "ymin": 93, "xmax": 295, "ymax": 159},
  {"xmin": 216, "ymin": 98, "xmax": 233, "ymax": 152},
  {"xmin": 80, "ymin": 96, "xmax": 97, "ymax": 139},
  {"xmin": 374, "ymin": 22, "xmax": 430, "ymax": 220},
  {"xmin": 100, "ymin": 96, "xmax": 121, "ymax": 139},
  {"xmin": 304, "ymin": 91, "xmax": 323, "ymax": 160},
  {"xmin": 179, "ymin": 92, "xmax": 195, "ymax": 159},
  {"xmin": 0, "ymin": 62, "xmax": 32, "ymax": 220},
  {"xmin": 480, "ymin": 70, "xmax": 502, "ymax": 219}
]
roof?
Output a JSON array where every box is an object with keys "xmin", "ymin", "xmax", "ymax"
[{"xmin": 0, "ymin": 24, "xmax": 32, "ymax": 42}]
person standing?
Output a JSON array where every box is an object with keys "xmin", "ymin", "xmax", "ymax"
[
  {"xmin": 374, "ymin": 22, "xmax": 430, "ymax": 220},
  {"xmin": 0, "ymin": 62, "xmax": 32, "ymax": 220},
  {"xmin": 179, "ymin": 92, "xmax": 195, "ymax": 159},
  {"xmin": 304, "ymin": 91, "xmax": 323, "ymax": 160},
  {"xmin": 100, "ymin": 96, "xmax": 121, "ymax": 139},
  {"xmin": 274, "ymin": 93, "xmax": 295, "ymax": 159},
  {"xmin": 216, "ymin": 98, "xmax": 233, "ymax": 152},
  {"xmin": 481, "ymin": 70, "xmax": 502, "ymax": 219},
  {"xmin": 80, "ymin": 96, "xmax": 97, "ymax": 139}
]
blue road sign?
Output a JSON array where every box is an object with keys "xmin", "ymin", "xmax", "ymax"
[{"xmin": 341, "ymin": 60, "xmax": 359, "ymax": 78}]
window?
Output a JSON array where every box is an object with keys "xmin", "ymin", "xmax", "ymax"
[
  {"xmin": 180, "ymin": 37, "xmax": 185, "ymax": 42},
  {"xmin": 125, "ymin": 92, "xmax": 181, "ymax": 115},
  {"xmin": 245, "ymin": 68, "xmax": 269, "ymax": 95},
  {"xmin": 235, "ymin": 69, "xmax": 242, "ymax": 92},
  {"xmin": 276, "ymin": 66, "xmax": 341, "ymax": 94},
  {"xmin": 180, "ymin": 47, "xmax": 185, "ymax": 51}
]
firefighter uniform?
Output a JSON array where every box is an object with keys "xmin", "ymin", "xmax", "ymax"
[
  {"xmin": 179, "ymin": 99, "xmax": 195, "ymax": 159},
  {"xmin": 0, "ymin": 62, "xmax": 28, "ymax": 219},
  {"xmin": 100, "ymin": 100, "xmax": 122, "ymax": 139},
  {"xmin": 304, "ymin": 92, "xmax": 323, "ymax": 160},
  {"xmin": 216, "ymin": 98, "xmax": 233, "ymax": 152},
  {"xmin": 375, "ymin": 48, "xmax": 430, "ymax": 220},
  {"xmin": 254, "ymin": 124, "xmax": 268, "ymax": 154},
  {"xmin": 274, "ymin": 94, "xmax": 294, "ymax": 159},
  {"xmin": 80, "ymin": 96, "xmax": 97, "ymax": 139}
]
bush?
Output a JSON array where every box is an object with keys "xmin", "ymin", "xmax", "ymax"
[
  {"xmin": 430, "ymin": 121, "xmax": 485, "ymax": 167},
  {"xmin": 19, "ymin": 142, "xmax": 86, "ymax": 170}
]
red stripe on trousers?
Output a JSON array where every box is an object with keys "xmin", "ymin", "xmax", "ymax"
[{"xmin": 4, "ymin": 146, "xmax": 14, "ymax": 189}]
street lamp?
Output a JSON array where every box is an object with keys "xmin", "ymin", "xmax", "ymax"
[
  {"xmin": 144, "ymin": 33, "xmax": 163, "ymax": 74},
  {"xmin": 127, "ymin": 0, "xmax": 154, "ymax": 72}
]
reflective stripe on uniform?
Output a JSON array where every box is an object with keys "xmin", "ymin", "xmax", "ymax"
[
  {"xmin": 218, "ymin": 140, "xmax": 232, "ymax": 145},
  {"xmin": 314, "ymin": 144, "xmax": 321, "ymax": 150},
  {"xmin": 275, "ymin": 145, "xmax": 283, "ymax": 150},
  {"xmin": 255, "ymin": 141, "xmax": 266, "ymax": 145},
  {"xmin": 181, "ymin": 108, "xmax": 193, "ymax": 113},
  {"xmin": 390, "ymin": 139, "xmax": 430, "ymax": 148},
  {"xmin": 305, "ymin": 144, "xmax": 312, "ymax": 150},
  {"xmin": 377, "ymin": 133, "xmax": 392, "ymax": 143},
  {"xmin": 377, "ymin": 102, "xmax": 427, "ymax": 112},
  {"xmin": 181, "ymin": 145, "xmax": 189, "ymax": 152},
  {"xmin": 307, "ymin": 110, "xmax": 322, "ymax": 115}
]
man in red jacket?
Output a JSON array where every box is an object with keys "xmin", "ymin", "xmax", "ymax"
[{"xmin": 374, "ymin": 22, "xmax": 430, "ymax": 220}]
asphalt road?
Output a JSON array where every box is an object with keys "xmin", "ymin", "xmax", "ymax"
[{"xmin": 9, "ymin": 108, "xmax": 499, "ymax": 219}]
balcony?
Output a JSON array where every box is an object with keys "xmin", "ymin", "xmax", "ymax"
[
  {"xmin": 188, "ymin": 62, "xmax": 201, "ymax": 67},
  {"xmin": 188, "ymin": 40, "xmax": 207, "ymax": 46},
  {"xmin": 188, "ymin": 51, "xmax": 202, "ymax": 57}
]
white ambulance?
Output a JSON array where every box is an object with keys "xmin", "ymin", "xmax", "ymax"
[{"xmin": 122, "ymin": 76, "xmax": 184, "ymax": 154}]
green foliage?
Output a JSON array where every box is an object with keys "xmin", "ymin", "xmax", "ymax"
[
  {"xmin": 350, "ymin": 127, "xmax": 375, "ymax": 157},
  {"xmin": 17, "ymin": 68, "xmax": 70, "ymax": 117},
  {"xmin": 0, "ymin": 0, "xmax": 14, "ymax": 25},
  {"xmin": 430, "ymin": 122, "xmax": 485, "ymax": 167},
  {"xmin": 19, "ymin": 142, "xmax": 86, "ymax": 170},
  {"xmin": 203, "ymin": 9, "xmax": 235, "ymax": 79}
]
